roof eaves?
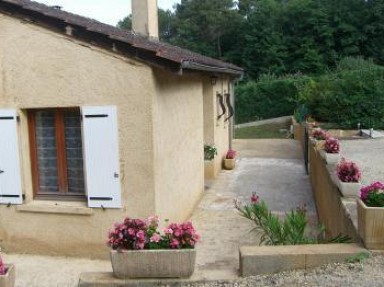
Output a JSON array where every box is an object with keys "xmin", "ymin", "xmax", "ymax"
[{"xmin": 181, "ymin": 60, "xmax": 244, "ymax": 77}]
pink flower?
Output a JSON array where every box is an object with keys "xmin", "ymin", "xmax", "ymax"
[
  {"xmin": 226, "ymin": 149, "xmax": 237, "ymax": 159},
  {"xmin": 136, "ymin": 230, "xmax": 145, "ymax": 241},
  {"xmin": 0, "ymin": 256, "xmax": 5, "ymax": 276},
  {"xmin": 163, "ymin": 228, "xmax": 173, "ymax": 235},
  {"xmin": 336, "ymin": 158, "xmax": 361, "ymax": 183},
  {"xmin": 325, "ymin": 137, "xmax": 340, "ymax": 154},
  {"xmin": 150, "ymin": 233, "xmax": 161, "ymax": 243},
  {"xmin": 146, "ymin": 216, "xmax": 159, "ymax": 227},
  {"xmin": 251, "ymin": 193, "xmax": 259, "ymax": 203},
  {"xmin": 170, "ymin": 239, "xmax": 180, "ymax": 249}
]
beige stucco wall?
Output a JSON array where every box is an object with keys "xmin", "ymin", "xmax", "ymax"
[
  {"xmin": 152, "ymin": 70, "xmax": 204, "ymax": 222},
  {"xmin": 0, "ymin": 14, "xmax": 158, "ymax": 258},
  {"xmin": 203, "ymin": 77, "xmax": 231, "ymax": 178}
]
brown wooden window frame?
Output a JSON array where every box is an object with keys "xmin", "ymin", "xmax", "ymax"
[{"xmin": 28, "ymin": 108, "xmax": 86, "ymax": 201}]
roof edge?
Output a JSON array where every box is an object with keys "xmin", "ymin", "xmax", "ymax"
[{"xmin": 181, "ymin": 60, "xmax": 243, "ymax": 78}]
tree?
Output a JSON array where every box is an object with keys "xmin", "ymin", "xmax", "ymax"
[
  {"xmin": 170, "ymin": 0, "xmax": 241, "ymax": 58},
  {"xmin": 117, "ymin": 9, "xmax": 177, "ymax": 42}
]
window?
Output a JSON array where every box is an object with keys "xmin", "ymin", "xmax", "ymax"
[{"xmin": 28, "ymin": 108, "xmax": 85, "ymax": 199}]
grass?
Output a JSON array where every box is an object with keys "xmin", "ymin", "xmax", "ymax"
[{"xmin": 235, "ymin": 121, "xmax": 291, "ymax": 139}]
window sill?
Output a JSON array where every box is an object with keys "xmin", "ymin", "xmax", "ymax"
[{"xmin": 16, "ymin": 201, "xmax": 94, "ymax": 216}]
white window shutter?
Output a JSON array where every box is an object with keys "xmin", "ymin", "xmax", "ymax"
[
  {"xmin": 81, "ymin": 106, "xmax": 121, "ymax": 208},
  {"xmin": 0, "ymin": 109, "xmax": 23, "ymax": 205}
]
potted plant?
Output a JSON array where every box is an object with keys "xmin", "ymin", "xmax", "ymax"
[
  {"xmin": 334, "ymin": 158, "xmax": 362, "ymax": 197},
  {"xmin": 0, "ymin": 254, "xmax": 15, "ymax": 287},
  {"xmin": 107, "ymin": 216, "xmax": 200, "ymax": 278},
  {"xmin": 223, "ymin": 149, "xmax": 236, "ymax": 170},
  {"xmin": 319, "ymin": 137, "xmax": 340, "ymax": 164},
  {"xmin": 204, "ymin": 144, "xmax": 217, "ymax": 179},
  {"xmin": 357, "ymin": 182, "xmax": 384, "ymax": 249},
  {"xmin": 310, "ymin": 128, "xmax": 329, "ymax": 150},
  {"xmin": 204, "ymin": 144, "xmax": 217, "ymax": 161}
]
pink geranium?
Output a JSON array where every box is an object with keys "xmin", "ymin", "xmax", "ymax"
[
  {"xmin": 226, "ymin": 149, "xmax": 237, "ymax": 159},
  {"xmin": 325, "ymin": 137, "xmax": 340, "ymax": 154},
  {"xmin": 360, "ymin": 181, "xmax": 384, "ymax": 207},
  {"xmin": 336, "ymin": 158, "xmax": 361, "ymax": 183},
  {"xmin": 311, "ymin": 128, "xmax": 329, "ymax": 140},
  {"xmin": 107, "ymin": 216, "xmax": 200, "ymax": 250},
  {"xmin": 0, "ymin": 256, "xmax": 5, "ymax": 276}
]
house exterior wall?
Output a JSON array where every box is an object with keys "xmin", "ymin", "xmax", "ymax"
[
  {"xmin": 152, "ymin": 70, "xmax": 204, "ymax": 222},
  {"xmin": 203, "ymin": 77, "xmax": 231, "ymax": 178},
  {"xmin": 0, "ymin": 14, "xmax": 158, "ymax": 258}
]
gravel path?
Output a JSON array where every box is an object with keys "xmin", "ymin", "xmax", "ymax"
[
  {"xmin": 186, "ymin": 254, "xmax": 384, "ymax": 287},
  {"xmin": 341, "ymin": 138, "xmax": 384, "ymax": 184}
]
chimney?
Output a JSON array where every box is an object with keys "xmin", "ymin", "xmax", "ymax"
[{"xmin": 132, "ymin": 0, "xmax": 159, "ymax": 41}]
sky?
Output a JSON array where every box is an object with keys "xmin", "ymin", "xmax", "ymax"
[{"xmin": 35, "ymin": 0, "xmax": 181, "ymax": 26}]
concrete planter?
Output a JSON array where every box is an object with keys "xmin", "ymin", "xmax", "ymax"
[
  {"xmin": 223, "ymin": 158, "xmax": 235, "ymax": 170},
  {"xmin": 331, "ymin": 176, "xmax": 361, "ymax": 198},
  {"xmin": 0, "ymin": 265, "xmax": 15, "ymax": 287},
  {"xmin": 319, "ymin": 150, "xmax": 340, "ymax": 165},
  {"xmin": 110, "ymin": 249, "xmax": 196, "ymax": 279},
  {"xmin": 357, "ymin": 199, "xmax": 384, "ymax": 250}
]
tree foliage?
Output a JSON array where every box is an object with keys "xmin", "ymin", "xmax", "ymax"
[{"xmin": 118, "ymin": 0, "xmax": 384, "ymax": 79}]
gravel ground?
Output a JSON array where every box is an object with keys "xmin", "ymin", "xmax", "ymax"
[
  {"xmin": 186, "ymin": 254, "xmax": 384, "ymax": 287},
  {"xmin": 341, "ymin": 137, "xmax": 384, "ymax": 184}
]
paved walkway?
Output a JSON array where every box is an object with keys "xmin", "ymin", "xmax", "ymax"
[
  {"xmin": 3, "ymin": 139, "xmax": 316, "ymax": 286},
  {"xmin": 192, "ymin": 139, "xmax": 316, "ymax": 280}
]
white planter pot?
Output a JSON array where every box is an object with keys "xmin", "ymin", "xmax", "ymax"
[
  {"xmin": 336, "ymin": 180, "xmax": 361, "ymax": 198},
  {"xmin": 0, "ymin": 265, "xmax": 15, "ymax": 287},
  {"xmin": 319, "ymin": 150, "xmax": 340, "ymax": 165},
  {"xmin": 110, "ymin": 249, "xmax": 196, "ymax": 279}
]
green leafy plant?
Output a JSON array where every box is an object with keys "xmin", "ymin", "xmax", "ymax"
[
  {"xmin": 345, "ymin": 252, "xmax": 370, "ymax": 263},
  {"xmin": 204, "ymin": 144, "xmax": 217, "ymax": 161},
  {"xmin": 235, "ymin": 194, "xmax": 351, "ymax": 245}
]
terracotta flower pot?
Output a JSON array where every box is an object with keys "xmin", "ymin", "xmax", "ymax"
[
  {"xmin": 110, "ymin": 249, "xmax": 196, "ymax": 279},
  {"xmin": 357, "ymin": 199, "xmax": 384, "ymax": 250},
  {"xmin": 223, "ymin": 158, "xmax": 236, "ymax": 170},
  {"xmin": 0, "ymin": 265, "xmax": 15, "ymax": 287}
]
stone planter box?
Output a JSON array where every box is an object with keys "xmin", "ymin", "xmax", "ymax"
[
  {"xmin": 110, "ymin": 249, "xmax": 196, "ymax": 279},
  {"xmin": 223, "ymin": 158, "xmax": 235, "ymax": 170},
  {"xmin": 240, "ymin": 244, "xmax": 366, "ymax": 276},
  {"xmin": 330, "ymin": 175, "xmax": 361, "ymax": 198},
  {"xmin": 0, "ymin": 264, "xmax": 15, "ymax": 287},
  {"xmin": 319, "ymin": 150, "xmax": 340, "ymax": 165},
  {"xmin": 357, "ymin": 199, "xmax": 384, "ymax": 250}
]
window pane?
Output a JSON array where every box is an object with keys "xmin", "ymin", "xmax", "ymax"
[
  {"xmin": 35, "ymin": 111, "xmax": 59, "ymax": 193},
  {"xmin": 64, "ymin": 110, "xmax": 85, "ymax": 194}
]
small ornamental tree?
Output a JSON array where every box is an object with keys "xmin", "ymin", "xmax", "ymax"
[
  {"xmin": 336, "ymin": 158, "xmax": 361, "ymax": 183},
  {"xmin": 325, "ymin": 137, "xmax": 340, "ymax": 153},
  {"xmin": 360, "ymin": 182, "xmax": 384, "ymax": 207}
]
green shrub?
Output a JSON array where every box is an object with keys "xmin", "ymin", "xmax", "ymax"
[
  {"xmin": 235, "ymin": 195, "xmax": 351, "ymax": 245},
  {"xmin": 235, "ymin": 75, "xmax": 306, "ymax": 124},
  {"xmin": 300, "ymin": 64, "xmax": 384, "ymax": 129}
]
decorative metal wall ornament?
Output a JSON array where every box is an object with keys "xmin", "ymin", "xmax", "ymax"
[
  {"xmin": 225, "ymin": 93, "xmax": 234, "ymax": 121},
  {"xmin": 217, "ymin": 93, "xmax": 226, "ymax": 119}
]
